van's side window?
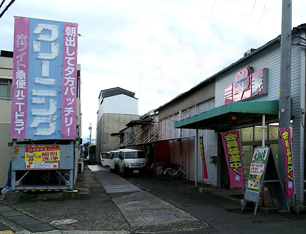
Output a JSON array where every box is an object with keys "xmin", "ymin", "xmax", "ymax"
[{"xmin": 124, "ymin": 151, "xmax": 146, "ymax": 159}]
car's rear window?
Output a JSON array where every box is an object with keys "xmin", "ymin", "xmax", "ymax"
[
  {"xmin": 114, "ymin": 152, "xmax": 119, "ymax": 158},
  {"xmin": 124, "ymin": 151, "xmax": 145, "ymax": 159}
]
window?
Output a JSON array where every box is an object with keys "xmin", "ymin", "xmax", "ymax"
[
  {"xmin": 124, "ymin": 151, "xmax": 146, "ymax": 159},
  {"xmin": 241, "ymin": 127, "xmax": 253, "ymax": 142},
  {"xmin": 0, "ymin": 79, "xmax": 12, "ymax": 98}
]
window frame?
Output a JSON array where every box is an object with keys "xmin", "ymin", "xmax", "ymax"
[{"xmin": 0, "ymin": 79, "xmax": 12, "ymax": 99}]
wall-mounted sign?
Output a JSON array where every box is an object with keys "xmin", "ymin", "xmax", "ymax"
[
  {"xmin": 221, "ymin": 131, "xmax": 244, "ymax": 188},
  {"xmin": 11, "ymin": 17, "xmax": 78, "ymax": 140},
  {"xmin": 225, "ymin": 67, "xmax": 268, "ymax": 104},
  {"xmin": 25, "ymin": 145, "xmax": 60, "ymax": 169}
]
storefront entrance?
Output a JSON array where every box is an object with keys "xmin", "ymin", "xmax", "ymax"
[
  {"xmin": 220, "ymin": 122, "xmax": 282, "ymax": 189},
  {"xmin": 174, "ymin": 100, "xmax": 281, "ymax": 189}
]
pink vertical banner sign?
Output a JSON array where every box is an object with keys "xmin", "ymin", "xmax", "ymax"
[
  {"xmin": 11, "ymin": 17, "xmax": 30, "ymax": 139},
  {"xmin": 61, "ymin": 22, "xmax": 78, "ymax": 139},
  {"xmin": 221, "ymin": 131, "xmax": 244, "ymax": 188},
  {"xmin": 199, "ymin": 136, "xmax": 208, "ymax": 179},
  {"xmin": 279, "ymin": 128, "xmax": 294, "ymax": 197}
]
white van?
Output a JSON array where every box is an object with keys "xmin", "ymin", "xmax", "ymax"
[
  {"xmin": 100, "ymin": 150, "xmax": 120, "ymax": 173},
  {"xmin": 109, "ymin": 150, "xmax": 120, "ymax": 173},
  {"xmin": 118, "ymin": 149, "xmax": 147, "ymax": 176}
]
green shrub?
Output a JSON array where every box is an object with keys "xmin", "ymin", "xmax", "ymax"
[{"xmin": 19, "ymin": 193, "xmax": 32, "ymax": 202}]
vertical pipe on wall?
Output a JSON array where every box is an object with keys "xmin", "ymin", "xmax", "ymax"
[
  {"xmin": 262, "ymin": 115, "xmax": 266, "ymax": 147},
  {"xmin": 299, "ymin": 29, "xmax": 306, "ymax": 205},
  {"xmin": 195, "ymin": 128, "xmax": 198, "ymax": 188},
  {"xmin": 206, "ymin": 130, "xmax": 208, "ymax": 184},
  {"xmin": 186, "ymin": 138, "xmax": 189, "ymax": 180}
]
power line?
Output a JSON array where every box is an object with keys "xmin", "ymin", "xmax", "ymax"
[
  {"xmin": 0, "ymin": 0, "xmax": 15, "ymax": 18},
  {"xmin": 258, "ymin": 1, "xmax": 271, "ymax": 25},
  {"xmin": 252, "ymin": 0, "xmax": 257, "ymax": 12},
  {"xmin": 0, "ymin": 0, "xmax": 6, "ymax": 9},
  {"xmin": 211, "ymin": 0, "xmax": 216, "ymax": 14}
]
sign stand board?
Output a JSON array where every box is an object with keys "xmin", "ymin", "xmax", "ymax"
[{"xmin": 241, "ymin": 147, "xmax": 290, "ymax": 215}]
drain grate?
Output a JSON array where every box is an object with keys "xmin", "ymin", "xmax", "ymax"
[
  {"xmin": 127, "ymin": 199, "xmax": 152, "ymax": 204},
  {"xmin": 143, "ymin": 214, "xmax": 178, "ymax": 222}
]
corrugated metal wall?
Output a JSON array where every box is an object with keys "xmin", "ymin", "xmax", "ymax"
[
  {"xmin": 290, "ymin": 41, "xmax": 302, "ymax": 202},
  {"xmin": 215, "ymin": 43, "xmax": 282, "ymax": 107},
  {"xmin": 159, "ymin": 98, "xmax": 217, "ymax": 186},
  {"xmin": 157, "ymin": 33, "xmax": 305, "ymax": 198},
  {"xmin": 158, "ymin": 81, "xmax": 215, "ymax": 120},
  {"xmin": 214, "ymin": 38, "xmax": 303, "ymax": 202}
]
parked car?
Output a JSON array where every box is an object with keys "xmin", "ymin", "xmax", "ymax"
[{"xmin": 118, "ymin": 149, "xmax": 147, "ymax": 176}]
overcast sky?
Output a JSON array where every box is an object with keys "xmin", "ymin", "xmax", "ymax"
[{"xmin": 1, "ymin": 0, "xmax": 306, "ymax": 142}]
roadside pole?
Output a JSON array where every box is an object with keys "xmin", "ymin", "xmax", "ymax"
[
  {"xmin": 195, "ymin": 128, "xmax": 198, "ymax": 188},
  {"xmin": 278, "ymin": 0, "xmax": 292, "ymax": 210}
]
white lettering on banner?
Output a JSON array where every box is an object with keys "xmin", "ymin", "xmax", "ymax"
[
  {"xmin": 33, "ymin": 24, "xmax": 59, "ymax": 41},
  {"xmin": 65, "ymin": 117, "xmax": 73, "ymax": 126},
  {"xmin": 63, "ymin": 26, "xmax": 77, "ymax": 137},
  {"xmin": 30, "ymin": 23, "xmax": 59, "ymax": 136},
  {"xmin": 30, "ymin": 116, "xmax": 58, "ymax": 136},
  {"xmin": 16, "ymin": 34, "xmax": 28, "ymax": 51},
  {"xmin": 16, "ymin": 90, "xmax": 25, "ymax": 100},
  {"xmin": 31, "ymin": 99, "xmax": 57, "ymax": 116},
  {"xmin": 13, "ymin": 33, "xmax": 28, "ymax": 134}
]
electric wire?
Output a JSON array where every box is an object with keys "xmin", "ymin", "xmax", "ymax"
[
  {"xmin": 0, "ymin": 0, "xmax": 6, "ymax": 9},
  {"xmin": 0, "ymin": 0, "xmax": 15, "ymax": 18},
  {"xmin": 252, "ymin": 0, "xmax": 257, "ymax": 12}
]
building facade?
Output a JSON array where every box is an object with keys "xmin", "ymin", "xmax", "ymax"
[
  {"xmin": 174, "ymin": 24, "xmax": 306, "ymax": 206},
  {"xmin": 96, "ymin": 87, "xmax": 139, "ymax": 163},
  {"xmin": 0, "ymin": 50, "xmax": 13, "ymax": 188}
]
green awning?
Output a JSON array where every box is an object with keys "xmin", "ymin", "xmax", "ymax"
[{"xmin": 174, "ymin": 100, "xmax": 279, "ymax": 130}]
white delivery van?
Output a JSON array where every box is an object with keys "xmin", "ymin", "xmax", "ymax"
[
  {"xmin": 100, "ymin": 150, "xmax": 121, "ymax": 173},
  {"xmin": 118, "ymin": 149, "xmax": 147, "ymax": 176},
  {"xmin": 109, "ymin": 150, "xmax": 120, "ymax": 173}
]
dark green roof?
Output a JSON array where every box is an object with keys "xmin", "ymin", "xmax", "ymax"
[{"xmin": 174, "ymin": 100, "xmax": 279, "ymax": 131}]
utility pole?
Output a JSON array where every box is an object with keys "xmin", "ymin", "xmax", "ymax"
[
  {"xmin": 278, "ymin": 0, "xmax": 292, "ymax": 210},
  {"xmin": 89, "ymin": 123, "xmax": 92, "ymax": 145}
]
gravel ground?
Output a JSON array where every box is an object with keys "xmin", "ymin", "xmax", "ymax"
[
  {"xmin": 5, "ymin": 167, "xmax": 131, "ymax": 232},
  {"xmin": 9, "ymin": 199, "xmax": 129, "ymax": 231}
]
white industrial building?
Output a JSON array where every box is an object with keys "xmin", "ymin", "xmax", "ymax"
[{"xmin": 96, "ymin": 87, "xmax": 139, "ymax": 163}]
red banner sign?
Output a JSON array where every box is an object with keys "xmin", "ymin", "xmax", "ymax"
[
  {"xmin": 279, "ymin": 128, "xmax": 294, "ymax": 197},
  {"xmin": 199, "ymin": 136, "xmax": 208, "ymax": 179},
  {"xmin": 221, "ymin": 131, "xmax": 244, "ymax": 188}
]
